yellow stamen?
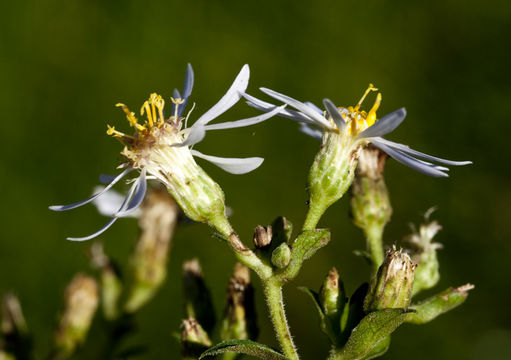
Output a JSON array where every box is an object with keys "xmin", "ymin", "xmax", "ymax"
[
  {"xmin": 116, "ymin": 103, "xmax": 145, "ymax": 131},
  {"xmin": 354, "ymin": 83, "xmax": 378, "ymax": 111},
  {"xmin": 141, "ymin": 100, "xmax": 154, "ymax": 127},
  {"xmin": 366, "ymin": 92, "xmax": 382, "ymax": 127},
  {"xmin": 106, "ymin": 125, "xmax": 127, "ymax": 138},
  {"xmin": 171, "ymin": 97, "xmax": 185, "ymax": 119}
]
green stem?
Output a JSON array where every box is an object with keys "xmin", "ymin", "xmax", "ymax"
[
  {"xmin": 365, "ymin": 224, "xmax": 384, "ymax": 275},
  {"xmin": 263, "ymin": 280, "xmax": 299, "ymax": 360},
  {"xmin": 212, "ymin": 216, "xmax": 272, "ymax": 280},
  {"xmin": 302, "ymin": 199, "xmax": 326, "ymax": 231}
]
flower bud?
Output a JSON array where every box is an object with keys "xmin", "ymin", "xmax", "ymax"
[
  {"xmin": 124, "ymin": 187, "xmax": 179, "ymax": 313},
  {"xmin": 54, "ymin": 274, "xmax": 99, "ymax": 357},
  {"xmin": 271, "ymin": 243, "xmax": 291, "ymax": 269},
  {"xmin": 221, "ymin": 263, "xmax": 258, "ymax": 342},
  {"xmin": 180, "ymin": 317, "xmax": 212, "ymax": 360},
  {"xmin": 1, "ymin": 293, "xmax": 32, "ymax": 358},
  {"xmin": 182, "ymin": 259, "xmax": 216, "ymax": 334},
  {"xmin": 306, "ymin": 131, "xmax": 360, "ymax": 229},
  {"xmin": 404, "ymin": 209, "xmax": 443, "ymax": 295},
  {"xmin": 319, "ymin": 268, "xmax": 346, "ymax": 318},
  {"xmin": 253, "ymin": 225, "xmax": 272, "ymax": 248},
  {"xmin": 364, "ymin": 247, "xmax": 416, "ymax": 311},
  {"xmin": 350, "ymin": 147, "xmax": 392, "ymax": 269},
  {"xmin": 2, "ymin": 293, "xmax": 28, "ymax": 337}
]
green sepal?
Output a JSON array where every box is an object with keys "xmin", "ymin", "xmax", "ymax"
[
  {"xmin": 199, "ymin": 340, "xmax": 290, "ymax": 360},
  {"xmin": 298, "ymin": 287, "xmax": 338, "ymax": 345},
  {"xmin": 336, "ymin": 308, "xmax": 411, "ymax": 360},
  {"xmin": 406, "ymin": 284, "xmax": 473, "ymax": 324}
]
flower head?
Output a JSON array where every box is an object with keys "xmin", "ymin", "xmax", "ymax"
[
  {"xmin": 244, "ymin": 84, "xmax": 471, "ymax": 177},
  {"xmin": 50, "ymin": 64, "xmax": 283, "ymax": 241}
]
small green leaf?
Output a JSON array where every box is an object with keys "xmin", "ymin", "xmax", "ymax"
[
  {"xmin": 406, "ymin": 284, "xmax": 473, "ymax": 324},
  {"xmin": 200, "ymin": 340, "xmax": 290, "ymax": 360},
  {"xmin": 336, "ymin": 308, "xmax": 410, "ymax": 360},
  {"xmin": 294, "ymin": 229, "xmax": 331, "ymax": 260}
]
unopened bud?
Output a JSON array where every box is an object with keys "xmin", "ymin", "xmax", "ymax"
[
  {"xmin": 2, "ymin": 293, "xmax": 28, "ymax": 337},
  {"xmin": 319, "ymin": 267, "xmax": 346, "ymax": 318},
  {"xmin": 180, "ymin": 317, "xmax": 212, "ymax": 360},
  {"xmin": 350, "ymin": 147, "xmax": 392, "ymax": 270},
  {"xmin": 0, "ymin": 351, "xmax": 15, "ymax": 360},
  {"xmin": 405, "ymin": 209, "xmax": 443, "ymax": 295},
  {"xmin": 271, "ymin": 243, "xmax": 291, "ymax": 269},
  {"xmin": 253, "ymin": 225, "xmax": 272, "ymax": 248},
  {"xmin": 221, "ymin": 263, "xmax": 258, "ymax": 342},
  {"xmin": 125, "ymin": 188, "xmax": 179, "ymax": 313},
  {"xmin": 407, "ymin": 284, "xmax": 474, "ymax": 324},
  {"xmin": 54, "ymin": 274, "xmax": 99, "ymax": 357},
  {"xmin": 364, "ymin": 247, "xmax": 416, "ymax": 311},
  {"xmin": 182, "ymin": 259, "xmax": 215, "ymax": 334},
  {"xmin": 1, "ymin": 293, "xmax": 32, "ymax": 358}
]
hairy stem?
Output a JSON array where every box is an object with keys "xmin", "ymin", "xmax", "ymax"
[
  {"xmin": 263, "ymin": 280, "xmax": 299, "ymax": 360},
  {"xmin": 213, "ymin": 217, "xmax": 273, "ymax": 280},
  {"xmin": 365, "ymin": 224, "xmax": 384, "ymax": 275}
]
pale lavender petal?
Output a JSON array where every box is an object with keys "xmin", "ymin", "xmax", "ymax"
[
  {"xmin": 243, "ymin": 92, "xmax": 316, "ymax": 124},
  {"xmin": 323, "ymin": 98, "xmax": 346, "ymax": 132},
  {"xmin": 182, "ymin": 63, "xmax": 194, "ymax": 100},
  {"xmin": 204, "ymin": 104, "xmax": 286, "ymax": 130},
  {"xmin": 99, "ymin": 174, "xmax": 116, "ymax": 184},
  {"xmin": 194, "ymin": 65, "xmax": 250, "ymax": 127},
  {"xmin": 299, "ymin": 123, "xmax": 323, "ymax": 140},
  {"xmin": 371, "ymin": 137, "xmax": 472, "ymax": 166},
  {"xmin": 357, "ymin": 108, "xmax": 407, "ymax": 139},
  {"xmin": 191, "ymin": 150, "xmax": 264, "ymax": 174},
  {"xmin": 67, "ymin": 218, "xmax": 119, "ymax": 242},
  {"xmin": 372, "ymin": 141, "xmax": 449, "ymax": 177},
  {"xmin": 179, "ymin": 63, "xmax": 194, "ymax": 116},
  {"xmin": 304, "ymin": 101, "xmax": 323, "ymax": 115},
  {"xmin": 49, "ymin": 168, "xmax": 132, "ymax": 211},
  {"xmin": 115, "ymin": 170, "xmax": 147, "ymax": 217},
  {"xmin": 260, "ymin": 87, "xmax": 334, "ymax": 130}
]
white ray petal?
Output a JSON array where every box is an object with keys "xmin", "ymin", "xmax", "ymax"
[
  {"xmin": 194, "ymin": 65, "xmax": 250, "ymax": 127},
  {"xmin": 191, "ymin": 150, "xmax": 264, "ymax": 174},
  {"xmin": 259, "ymin": 87, "xmax": 334, "ymax": 130},
  {"xmin": 204, "ymin": 104, "xmax": 286, "ymax": 130}
]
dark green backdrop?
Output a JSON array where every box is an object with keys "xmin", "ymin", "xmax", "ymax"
[{"xmin": 1, "ymin": 0, "xmax": 510, "ymax": 359}]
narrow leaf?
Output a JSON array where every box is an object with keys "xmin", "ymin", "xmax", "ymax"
[
  {"xmin": 336, "ymin": 309, "xmax": 411, "ymax": 360},
  {"xmin": 199, "ymin": 340, "xmax": 290, "ymax": 360}
]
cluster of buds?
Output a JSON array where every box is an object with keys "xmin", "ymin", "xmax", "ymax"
[{"xmin": 180, "ymin": 260, "xmax": 258, "ymax": 360}]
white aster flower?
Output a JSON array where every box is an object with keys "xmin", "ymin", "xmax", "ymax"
[
  {"xmin": 244, "ymin": 84, "xmax": 471, "ymax": 177},
  {"xmin": 50, "ymin": 64, "xmax": 283, "ymax": 241}
]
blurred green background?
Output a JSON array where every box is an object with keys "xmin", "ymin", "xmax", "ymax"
[{"xmin": 1, "ymin": 0, "xmax": 510, "ymax": 358}]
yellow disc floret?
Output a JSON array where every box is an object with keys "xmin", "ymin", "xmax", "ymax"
[{"xmin": 335, "ymin": 84, "xmax": 382, "ymax": 136}]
